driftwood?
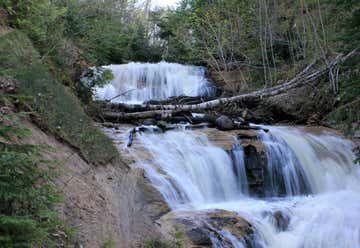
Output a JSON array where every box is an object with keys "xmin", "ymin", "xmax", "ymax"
[{"xmin": 100, "ymin": 50, "xmax": 357, "ymax": 117}]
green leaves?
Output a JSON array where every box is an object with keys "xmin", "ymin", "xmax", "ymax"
[
  {"xmin": 0, "ymin": 113, "xmax": 63, "ymax": 247},
  {"xmin": 0, "ymin": 112, "xmax": 31, "ymax": 139}
]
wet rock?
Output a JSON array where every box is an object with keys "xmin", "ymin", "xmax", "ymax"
[
  {"xmin": 242, "ymin": 144, "xmax": 267, "ymax": 196},
  {"xmin": 158, "ymin": 209, "xmax": 253, "ymax": 248},
  {"xmin": 262, "ymin": 210, "xmax": 290, "ymax": 232},
  {"xmin": 142, "ymin": 118, "xmax": 157, "ymax": 126},
  {"xmin": 237, "ymin": 130, "xmax": 258, "ymax": 140},
  {"xmin": 134, "ymin": 168, "xmax": 171, "ymax": 221},
  {"xmin": 186, "ymin": 227, "xmax": 212, "ymax": 246},
  {"xmin": 273, "ymin": 211, "xmax": 290, "ymax": 231},
  {"xmin": 216, "ymin": 115, "xmax": 234, "ymax": 130}
]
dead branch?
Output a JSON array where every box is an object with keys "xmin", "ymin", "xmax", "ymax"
[{"xmin": 99, "ymin": 49, "xmax": 357, "ymax": 120}]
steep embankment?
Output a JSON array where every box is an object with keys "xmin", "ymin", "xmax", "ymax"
[
  {"xmin": 0, "ymin": 30, "xmax": 168, "ymax": 247},
  {"xmin": 20, "ymin": 118, "xmax": 167, "ymax": 247}
]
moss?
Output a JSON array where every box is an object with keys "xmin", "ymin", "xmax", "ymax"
[{"xmin": 0, "ymin": 31, "xmax": 119, "ymax": 165}]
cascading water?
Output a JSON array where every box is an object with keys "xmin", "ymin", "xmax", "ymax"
[
  {"xmin": 260, "ymin": 131, "xmax": 312, "ymax": 197},
  {"xmin": 94, "ymin": 61, "xmax": 215, "ymax": 103},
  {"xmin": 98, "ymin": 61, "xmax": 360, "ymax": 248},
  {"xmin": 230, "ymin": 143, "xmax": 249, "ymax": 195},
  {"xmin": 201, "ymin": 126, "xmax": 360, "ymax": 248},
  {"xmin": 134, "ymin": 129, "xmax": 242, "ymax": 208},
  {"xmin": 124, "ymin": 125, "xmax": 360, "ymax": 248}
]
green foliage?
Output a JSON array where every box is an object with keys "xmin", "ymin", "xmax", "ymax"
[
  {"xmin": 0, "ymin": 111, "xmax": 65, "ymax": 247},
  {"xmin": 1, "ymin": 0, "xmax": 163, "ymax": 87},
  {"xmin": 63, "ymin": 0, "xmax": 163, "ymax": 64},
  {"xmin": 331, "ymin": 0, "xmax": 360, "ymax": 50},
  {"xmin": 1, "ymin": 0, "xmax": 66, "ymax": 50},
  {"xmin": 323, "ymin": 1, "xmax": 360, "ymax": 135},
  {"xmin": 0, "ymin": 31, "xmax": 119, "ymax": 165},
  {"xmin": 64, "ymin": 0, "xmax": 127, "ymax": 64},
  {"xmin": 77, "ymin": 67, "xmax": 114, "ymax": 103},
  {"xmin": 156, "ymin": 0, "xmax": 359, "ymax": 90}
]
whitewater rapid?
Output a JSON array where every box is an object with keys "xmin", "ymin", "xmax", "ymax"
[
  {"xmin": 97, "ymin": 62, "xmax": 360, "ymax": 248},
  {"xmin": 127, "ymin": 126, "xmax": 360, "ymax": 248}
]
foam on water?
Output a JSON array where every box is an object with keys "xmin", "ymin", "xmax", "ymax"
[
  {"xmin": 97, "ymin": 59, "xmax": 360, "ymax": 247},
  {"xmin": 124, "ymin": 125, "xmax": 360, "ymax": 248}
]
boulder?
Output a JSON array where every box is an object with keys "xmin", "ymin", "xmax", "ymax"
[
  {"xmin": 215, "ymin": 115, "xmax": 234, "ymax": 130},
  {"xmin": 157, "ymin": 209, "xmax": 253, "ymax": 248}
]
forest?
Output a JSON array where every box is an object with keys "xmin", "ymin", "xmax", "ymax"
[{"xmin": 0, "ymin": 0, "xmax": 359, "ymax": 247}]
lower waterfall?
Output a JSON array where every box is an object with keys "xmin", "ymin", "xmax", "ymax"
[{"xmin": 122, "ymin": 125, "xmax": 360, "ymax": 248}]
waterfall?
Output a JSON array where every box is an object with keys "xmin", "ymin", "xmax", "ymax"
[
  {"xmin": 122, "ymin": 125, "xmax": 360, "ymax": 248},
  {"xmin": 135, "ymin": 129, "xmax": 242, "ymax": 208},
  {"xmin": 95, "ymin": 60, "xmax": 360, "ymax": 247},
  {"xmin": 264, "ymin": 126, "xmax": 360, "ymax": 193},
  {"xmin": 230, "ymin": 143, "xmax": 249, "ymax": 195},
  {"xmin": 260, "ymin": 131, "xmax": 312, "ymax": 197},
  {"xmin": 94, "ymin": 61, "xmax": 215, "ymax": 103}
]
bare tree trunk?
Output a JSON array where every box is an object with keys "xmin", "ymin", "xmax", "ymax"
[{"xmin": 101, "ymin": 50, "xmax": 356, "ymax": 116}]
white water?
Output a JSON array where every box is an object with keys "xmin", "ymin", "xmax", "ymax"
[
  {"xmin": 135, "ymin": 129, "xmax": 241, "ymax": 208},
  {"xmin": 94, "ymin": 61, "xmax": 215, "ymax": 103},
  {"xmin": 98, "ymin": 62, "xmax": 360, "ymax": 247},
  {"xmin": 127, "ymin": 125, "xmax": 360, "ymax": 248}
]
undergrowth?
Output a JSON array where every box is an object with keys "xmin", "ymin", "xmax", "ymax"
[
  {"xmin": 0, "ymin": 95, "xmax": 72, "ymax": 247},
  {"xmin": 0, "ymin": 31, "xmax": 119, "ymax": 166}
]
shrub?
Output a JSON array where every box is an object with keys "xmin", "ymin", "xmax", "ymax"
[
  {"xmin": 0, "ymin": 110, "xmax": 66, "ymax": 247},
  {"xmin": 0, "ymin": 31, "xmax": 119, "ymax": 165}
]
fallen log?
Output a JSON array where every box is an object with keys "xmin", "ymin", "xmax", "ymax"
[
  {"xmin": 102, "ymin": 109, "xmax": 181, "ymax": 122},
  {"xmin": 101, "ymin": 109, "xmax": 220, "ymax": 124},
  {"xmin": 101, "ymin": 49, "xmax": 357, "ymax": 113}
]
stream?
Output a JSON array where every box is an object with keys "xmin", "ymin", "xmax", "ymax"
[{"xmin": 96, "ymin": 62, "xmax": 360, "ymax": 248}]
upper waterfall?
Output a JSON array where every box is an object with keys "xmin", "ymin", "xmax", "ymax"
[{"xmin": 94, "ymin": 61, "xmax": 215, "ymax": 103}]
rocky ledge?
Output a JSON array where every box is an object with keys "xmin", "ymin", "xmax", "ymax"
[{"xmin": 157, "ymin": 209, "xmax": 255, "ymax": 248}]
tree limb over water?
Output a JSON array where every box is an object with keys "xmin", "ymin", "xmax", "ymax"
[{"xmin": 99, "ymin": 49, "xmax": 357, "ymax": 120}]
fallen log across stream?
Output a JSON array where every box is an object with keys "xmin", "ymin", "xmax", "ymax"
[{"xmin": 99, "ymin": 49, "xmax": 357, "ymax": 119}]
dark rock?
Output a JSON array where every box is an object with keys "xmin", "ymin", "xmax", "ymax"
[
  {"xmin": 273, "ymin": 211, "xmax": 290, "ymax": 231},
  {"xmin": 158, "ymin": 209, "xmax": 252, "ymax": 248},
  {"xmin": 186, "ymin": 227, "xmax": 212, "ymax": 245},
  {"xmin": 142, "ymin": 118, "xmax": 157, "ymax": 125},
  {"xmin": 243, "ymin": 144, "xmax": 267, "ymax": 196},
  {"xmin": 216, "ymin": 115, "xmax": 234, "ymax": 130},
  {"xmin": 354, "ymin": 131, "xmax": 360, "ymax": 139}
]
